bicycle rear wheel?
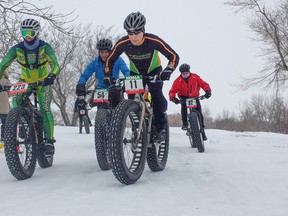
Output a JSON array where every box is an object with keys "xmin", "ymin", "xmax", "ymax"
[
  {"xmin": 109, "ymin": 99, "xmax": 147, "ymax": 185},
  {"xmin": 4, "ymin": 107, "xmax": 37, "ymax": 180},
  {"xmin": 94, "ymin": 108, "xmax": 111, "ymax": 170}
]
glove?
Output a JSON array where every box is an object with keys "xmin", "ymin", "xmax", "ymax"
[
  {"xmin": 43, "ymin": 73, "xmax": 56, "ymax": 86},
  {"xmin": 0, "ymin": 85, "xmax": 2, "ymax": 91},
  {"xmin": 76, "ymin": 83, "xmax": 86, "ymax": 96},
  {"xmin": 160, "ymin": 66, "xmax": 173, "ymax": 81},
  {"xmin": 204, "ymin": 90, "xmax": 211, "ymax": 99},
  {"xmin": 103, "ymin": 74, "xmax": 113, "ymax": 86},
  {"xmin": 171, "ymin": 97, "xmax": 180, "ymax": 104}
]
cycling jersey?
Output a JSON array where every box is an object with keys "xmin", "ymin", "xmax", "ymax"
[
  {"xmin": 105, "ymin": 33, "xmax": 179, "ymax": 75},
  {"xmin": 169, "ymin": 73, "xmax": 211, "ymax": 100},
  {"xmin": 0, "ymin": 40, "xmax": 60, "ymax": 82},
  {"xmin": 78, "ymin": 56, "xmax": 130, "ymax": 89}
]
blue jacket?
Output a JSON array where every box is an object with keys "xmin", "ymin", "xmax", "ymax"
[{"xmin": 78, "ymin": 56, "xmax": 130, "ymax": 88}]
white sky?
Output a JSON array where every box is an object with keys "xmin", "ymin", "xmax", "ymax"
[
  {"xmin": 34, "ymin": 0, "xmax": 268, "ymax": 117},
  {"xmin": 1, "ymin": 126, "xmax": 288, "ymax": 215}
]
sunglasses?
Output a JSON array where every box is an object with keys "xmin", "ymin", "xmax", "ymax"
[
  {"xmin": 127, "ymin": 30, "xmax": 142, "ymax": 35},
  {"xmin": 21, "ymin": 29, "xmax": 37, "ymax": 38}
]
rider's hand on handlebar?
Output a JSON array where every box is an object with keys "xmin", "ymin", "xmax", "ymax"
[
  {"xmin": 43, "ymin": 73, "xmax": 56, "ymax": 86},
  {"xmin": 204, "ymin": 90, "xmax": 211, "ymax": 99},
  {"xmin": 159, "ymin": 66, "xmax": 173, "ymax": 81},
  {"xmin": 0, "ymin": 84, "xmax": 2, "ymax": 91},
  {"xmin": 104, "ymin": 74, "xmax": 113, "ymax": 86},
  {"xmin": 172, "ymin": 97, "xmax": 180, "ymax": 104}
]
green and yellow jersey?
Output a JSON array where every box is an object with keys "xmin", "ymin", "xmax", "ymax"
[{"xmin": 0, "ymin": 40, "xmax": 59, "ymax": 82}]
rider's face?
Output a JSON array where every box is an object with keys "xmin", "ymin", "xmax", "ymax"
[
  {"xmin": 128, "ymin": 31, "xmax": 144, "ymax": 46},
  {"xmin": 99, "ymin": 50, "xmax": 110, "ymax": 61},
  {"xmin": 181, "ymin": 72, "xmax": 190, "ymax": 78}
]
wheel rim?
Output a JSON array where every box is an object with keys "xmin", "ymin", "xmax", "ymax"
[
  {"xmin": 17, "ymin": 115, "xmax": 33, "ymax": 169},
  {"xmin": 122, "ymin": 112, "xmax": 143, "ymax": 173}
]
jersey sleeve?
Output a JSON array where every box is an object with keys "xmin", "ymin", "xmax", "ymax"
[
  {"xmin": 105, "ymin": 37, "xmax": 128, "ymax": 75},
  {"xmin": 148, "ymin": 34, "xmax": 179, "ymax": 70},
  {"xmin": 45, "ymin": 44, "xmax": 60, "ymax": 76},
  {"xmin": 0, "ymin": 46, "xmax": 17, "ymax": 78}
]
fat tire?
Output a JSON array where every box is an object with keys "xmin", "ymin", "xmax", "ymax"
[
  {"xmin": 94, "ymin": 108, "xmax": 111, "ymax": 170},
  {"xmin": 108, "ymin": 99, "xmax": 147, "ymax": 185},
  {"xmin": 189, "ymin": 112, "xmax": 205, "ymax": 153},
  {"xmin": 83, "ymin": 116, "xmax": 90, "ymax": 134},
  {"xmin": 147, "ymin": 114, "xmax": 169, "ymax": 171},
  {"xmin": 4, "ymin": 107, "xmax": 37, "ymax": 180}
]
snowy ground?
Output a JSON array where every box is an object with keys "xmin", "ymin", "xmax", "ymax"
[{"xmin": 0, "ymin": 127, "xmax": 288, "ymax": 216}]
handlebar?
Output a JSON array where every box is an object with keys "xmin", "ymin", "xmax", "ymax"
[
  {"xmin": 0, "ymin": 81, "xmax": 43, "ymax": 93},
  {"xmin": 177, "ymin": 95, "xmax": 206, "ymax": 104}
]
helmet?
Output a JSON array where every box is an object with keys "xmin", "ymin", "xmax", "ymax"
[
  {"xmin": 124, "ymin": 12, "xmax": 146, "ymax": 32},
  {"xmin": 179, "ymin": 63, "xmax": 190, "ymax": 73},
  {"xmin": 96, "ymin": 39, "xmax": 113, "ymax": 51},
  {"xmin": 20, "ymin": 19, "xmax": 41, "ymax": 32}
]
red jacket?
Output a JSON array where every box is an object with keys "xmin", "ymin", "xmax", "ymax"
[{"xmin": 169, "ymin": 73, "xmax": 211, "ymax": 100}]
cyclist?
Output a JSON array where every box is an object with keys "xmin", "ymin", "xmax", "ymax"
[
  {"xmin": 104, "ymin": 12, "xmax": 179, "ymax": 141},
  {"xmin": 76, "ymin": 38, "xmax": 130, "ymax": 109},
  {"xmin": 169, "ymin": 63, "xmax": 211, "ymax": 140},
  {"xmin": 0, "ymin": 18, "xmax": 60, "ymax": 156},
  {"xmin": 74, "ymin": 95, "xmax": 92, "ymax": 134},
  {"xmin": 0, "ymin": 72, "xmax": 11, "ymax": 148}
]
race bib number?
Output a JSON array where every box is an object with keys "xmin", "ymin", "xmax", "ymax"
[
  {"xmin": 93, "ymin": 89, "xmax": 109, "ymax": 103},
  {"xmin": 124, "ymin": 75, "xmax": 144, "ymax": 94},
  {"xmin": 9, "ymin": 82, "xmax": 29, "ymax": 95},
  {"xmin": 186, "ymin": 98, "xmax": 197, "ymax": 109}
]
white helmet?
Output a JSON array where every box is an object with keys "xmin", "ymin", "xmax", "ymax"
[{"xmin": 20, "ymin": 19, "xmax": 41, "ymax": 32}]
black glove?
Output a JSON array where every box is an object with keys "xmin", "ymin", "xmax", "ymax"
[
  {"xmin": 160, "ymin": 66, "xmax": 173, "ymax": 81},
  {"xmin": 43, "ymin": 73, "xmax": 56, "ymax": 86},
  {"xmin": 76, "ymin": 83, "xmax": 86, "ymax": 96},
  {"xmin": 204, "ymin": 90, "xmax": 211, "ymax": 99},
  {"xmin": 0, "ymin": 85, "xmax": 2, "ymax": 91},
  {"xmin": 103, "ymin": 74, "xmax": 113, "ymax": 86},
  {"xmin": 172, "ymin": 97, "xmax": 180, "ymax": 104}
]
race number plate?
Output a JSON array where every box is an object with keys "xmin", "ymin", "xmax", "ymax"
[
  {"xmin": 124, "ymin": 75, "xmax": 144, "ymax": 94},
  {"xmin": 93, "ymin": 89, "xmax": 109, "ymax": 103},
  {"xmin": 186, "ymin": 98, "xmax": 197, "ymax": 109},
  {"xmin": 8, "ymin": 82, "xmax": 29, "ymax": 95}
]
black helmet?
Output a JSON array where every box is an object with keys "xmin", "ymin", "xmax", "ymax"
[
  {"xmin": 124, "ymin": 12, "xmax": 146, "ymax": 32},
  {"xmin": 179, "ymin": 63, "xmax": 190, "ymax": 73},
  {"xmin": 20, "ymin": 18, "xmax": 41, "ymax": 32},
  {"xmin": 96, "ymin": 39, "xmax": 113, "ymax": 51}
]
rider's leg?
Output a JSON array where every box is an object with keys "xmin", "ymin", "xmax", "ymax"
[
  {"xmin": 180, "ymin": 101, "xmax": 188, "ymax": 130},
  {"xmin": 38, "ymin": 85, "xmax": 55, "ymax": 155},
  {"xmin": 196, "ymin": 100, "xmax": 207, "ymax": 140},
  {"xmin": 110, "ymin": 89, "xmax": 123, "ymax": 109},
  {"xmin": 79, "ymin": 115, "xmax": 83, "ymax": 133},
  {"xmin": 148, "ymin": 82, "xmax": 167, "ymax": 132}
]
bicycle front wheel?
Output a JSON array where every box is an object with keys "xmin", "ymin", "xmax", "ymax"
[
  {"xmin": 94, "ymin": 108, "xmax": 111, "ymax": 170},
  {"xmin": 4, "ymin": 107, "xmax": 37, "ymax": 180},
  {"xmin": 189, "ymin": 112, "xmax": 205, "ymax": 153},
  {"xmin": 108, "ymin": 99, "xmax": 147, "ymax": 185}
]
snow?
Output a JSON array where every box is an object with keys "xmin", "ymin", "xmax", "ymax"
[{"xmin": 1, "ymin": 127, "xmax": 288, "ymax": 216}]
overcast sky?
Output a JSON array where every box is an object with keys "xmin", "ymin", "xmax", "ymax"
[{"xmin": 33, "ymin": 0, "xmax": 268, "ymax": 117}]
